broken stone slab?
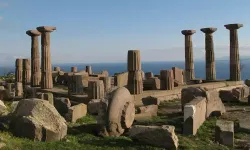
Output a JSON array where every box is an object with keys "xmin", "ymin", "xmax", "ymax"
[
  {"xmin": 205, "ymin": 89, "xmax": 226, "ymax": 117},
  {"xmin": 54, "ymin": 97, "xmax": 71, "ymax": 116},
  {"xmin": 142, "ymin": 96, "xmax": 160, "ymax": 106},
  {"xmin": 128, "ymin": 125, "xmax": 178, "ymax": 149},
  {"xmin": 137, "ymin": 105, "xmax": 158, "ymax": 116},
  {"xmin": 65, "ymin": 103, "xmax": 87, "ymax": 123},
  {"xmin": 10, "ymin": 98, "xmax": 67, "ymax": 142},
  {"xmin": 87, "ymin": 99, "xmax": 102, "ymax": 115},
  {"xmin": 181, "ymin": 87, "xmax": 206, "ymax": 110},
  {"xmin": 36, "ymin": 92, "xmax": 54, "ymax": 105},
  {"xmin": 0, "ymin": 100, "xmax": 7, "ymax": 115},
  {"xmin": 215, "ymin": 120, "xmax": 234, "ymax": 147},
  {"xmin": 143, "ymin": 77, "xmax": 160, "ymax": 90},
  {"xmin": 183, "ymin": 97, "xmax": 206, "ymax": 135},
  {"xmin": 219, "ymin": 90, "xmax": 238, "ymax": 102}
]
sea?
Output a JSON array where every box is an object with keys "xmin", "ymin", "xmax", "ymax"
[{"xmin": 1, "ymin": 60, "xmax": 250, "ymax": 80}]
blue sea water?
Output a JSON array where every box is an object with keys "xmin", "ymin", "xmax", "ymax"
[{"xmin": 1, "ymin": 60, "xmax": 250, "ymax": 80}]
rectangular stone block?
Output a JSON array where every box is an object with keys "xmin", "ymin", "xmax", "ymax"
[
  {"xmin": 145, "ymin": 72, "xmax": 154, "ymax": 79},
  {"xmin": 143, "ymin": 78, "xmax": 160, "ymax": 90},
  {"xmin": 65, "ymin": 104, "xmax": 87, "ymax": 123},
  {"xmin": 114, "ymin": 72, "xmax": 128, "ymax": 87},
  {"xmin": 183, "ymin": 97, "xmax": 206, "ymax": 135},
  {"xmin": 160, "ymin": 70, "xmax": 174, "ymax": 90},
  {"xmin": 215, "ymin": 120, "xmax": 234, "ymax": 147},
  {"xmin": 172, "ymin": 67, "xmax": 184, "ymax": 85}
]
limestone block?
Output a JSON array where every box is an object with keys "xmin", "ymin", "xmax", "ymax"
[
  {"xmin": 71, "ymin": 66, "xmax": 77, "ymax": 73},
  {"xmin": 54, "ymin": 97, "xmax": 71, "ymax": 116},
  {"xmin": 128, "ymin": 125, "xmax": 178, "ymax": 149},
  {"xmin": 88, "ymin": 80, "xmax": 105, "ymax": 99},
  {"xmin": 15, "ymin": 82, "xmax": 23, "ymax": 97},
  {"xmin": 86, "ymin": 66, "xmax": 92, "ymax": 74},
  {"xmin": 172, "ymin": 67, "xmax": 184, "ymax": 85},
  {"xmin": 143, "ymin": 77, "xmax": 160, "ymax": 90},
  {"xmin": 160, "ymin": 70, "xmax": 174, "ymax": 90},
  {"xmin": 142, "ymin": 96, "xmax": 160, "ymax": 105},
  {"xmin": 23, "ymin": 87, "xmax": 37, "ymax": 99},
  {"xmin": 114, "ymin": 72, "xmax": 128, "ymax": 87},
  {"xmin": 10, "ymin": 99, "xmax": 67, "ymax": 142},
  {"xmin": 181, "ymin": 87, "xmax": 206, "ymax": 110},
  {"xmin": 100, "ymin": 77, "xmax": 111, "ymax": 92},
  {"xmin": 65, "ymin": 104, "xmax": 87, "ymax": 123},
  {"xmin": 127, "ymin": 70, "xmax": 143, "ymax": 95},
  {"xmin": 127, "ymin": 50, "xmax": 141, "ymax": 71},
  {"xmin": 183, "ymin": 97, "xmax": 206, "ymax": 135},
  {"xmin": 215, "ymin": 120, "xmax": 234, "ymax": 147},
  {"xmin": 145, "ymin": 72, "xmax": 154, "ymax": 79},
  {"xmin": 0, "ymin": 100, "xmax": 7, "ymax": 115},
  {"xmin": 137, "ymin": 105, "xmax": 158, "ymax": 116},
  {"xmin": 53, "ymin": 67, "xmax": 60, "ymax": 71},
  {"xmin": 205, "ymin": 89, "xmax": 226, "ymax": 118},
  {"xmin": 87, "ymin": 99, "xmax": 102, "ymax": 115},
  {"xmin": 36, "ymin": 92, "xmax": 54, "ymax": 105}
]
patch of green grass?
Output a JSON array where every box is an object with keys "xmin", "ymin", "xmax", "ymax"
[{"xmin": 76, "ymin": 114, "xmax": 97, "ymax": 124}]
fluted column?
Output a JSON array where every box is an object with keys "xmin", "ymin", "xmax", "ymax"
[
  {"xmin": 37, "ymin": 26, "xmax": 56, "ymax": 89},
  {"xmin": 224, "ymin": 24, "xmax": 243, "ymax": 81},
  {"xmin": 15, "ymin": 58, "xmax": 23, "ymax": 83},
  {"xmin": 22, "ymin": 59, "xmax": 31, "ymax": 86},
  {"xmin": 181, "ymin": 30, "xmax": 196, "ymax": 81},
  {"xmin": 71, "ymin": 66, "xmax": 77, "ymax": 73},
  {"xmin": 26, "ymin": 30, "xmax": 41, "ymax": 87},
  {"xmin": 201, "ymin": 28, "xmax": 217, "ymax": 81},
  {"xmin": 86, "ymin": 66, "xmax": 92, "ymax": 74}
]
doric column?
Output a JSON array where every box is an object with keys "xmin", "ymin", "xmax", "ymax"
[
  {"xmin": 201, "ymin": 28, "xmax": 217, "ymax": 81},
  {"xmin": 86, "ymin": 66, "xmax": 92, "ymax": 74},
  {"xmin": 37, "ymin": 26, "xmax": 56, "ymax": 89},
  {"xmin": 71, "ymin": 66, "xmax": 77, "ymax": 73},
  {"xmin": 15, "ymin": 58, "xmax": 23, "ymax": 83},
  {"xmin": 26, "ymin": 30, "xmax": 41, "ymax": 87},
  {"xmin": 224, "ymin": 24, "xmax": 243, "ymax": 81},
  {"xmin": 22, "ymin": 59, "xmax": 31, "ymax": 86},
  {"xmin": 181, "ymin": 30, "xmax": 196, "ymax": 81}
]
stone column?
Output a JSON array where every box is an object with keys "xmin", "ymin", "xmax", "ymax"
[
  {"xmin": 15, "ymin": 58, "xmax": 23, "ymax": 83},
  {"xmin": 22, "ymin": 59, "xmax": 31, "ymax": 86},
  {"xmin": 181, "ymin": 30, "xmax": 196, "ymax": 81},
  {"xmin": 127, "ymin": 50, "xmax": 143, "ymax": 94},
  {"xmin": 37, "ymin": 26, "xmax": 56, "ymax": 89},
  {"xmin": 88, "ymin": 80, "xmax": 104, "ymax": 99},
  {"xmin": 224, "ymin": 24, "xmax": 243, "ymax": 81},
  {"xmin": 160, "ymin": 70, "xmax": 174, "ymax": 90},
  {"xmin": 201, "ymin": 28, "xmax": 217, "ymax": 81},
  {"xmin": 86, "ymin": 66, "xmax": 92, "ymax": 74},
  {"xmin": 71, "ymin": 66, "xmax": 77, "ymax": 73},
  {"xmin": 26, "ymin": 30, "xmax": 41, "ymax": 87}
]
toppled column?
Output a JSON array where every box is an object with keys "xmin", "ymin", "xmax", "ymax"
[
  {"xmin": 224, "ymin": 24, "xmax": 243, "ymax": 81},
  {"xmin": 54, "ymin": 67, "xmax": 60, "ymax": 71},
  {"xmin": 201, "ymin": 28, "xmax": 217, "ymax": 81},
  {"xmin": 86, "ymin": 66, "xmax": 92, "ymax": 74},
  {"xmin": 181, "ymin": 30, "xmax": 196, "ymax": 81},
  {"xmin": 88, "ymin": 80, "xmax": 105, "ymax": 99},
  {"xmin": 26, "ymin": 30, "xmax": 41, "ymax": 87},
  {"xmin": 22, "ymin": 59, "xmax": 31, "ymax": 86},
  {"xmin": 160, "ymin": 70, "xmax": 174, "ymax": 90},
  {"xmin": 37, "ymin": 26, "xmax": 56, "ymax": 89},
  {"xmin": 15, "ymin": 58, "xmax": 23, "ymax": 83},
  {"xmin": 71, "ymin": 66, "xmax": 77, "ymax": 73},
  {"xmin": 127, "ymin": 50, "xmax": 143, "ymax": 94}
]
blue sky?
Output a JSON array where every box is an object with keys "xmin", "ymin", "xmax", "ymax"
[{"xmin": 0, "ymin": 0, "xmax": 250, "ymax": 65}]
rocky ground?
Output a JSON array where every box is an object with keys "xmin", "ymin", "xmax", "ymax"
[{"xmin": 0, "ymin": 99, "xmax": 248, "ymax": 150}]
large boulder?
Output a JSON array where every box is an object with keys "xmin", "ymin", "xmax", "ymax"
[
  {"xmin": 129, "ymin": 125, "xmax": 178, "ymax": 149},
  {"xmin": 0, "ymin": 100, "xmax": 7, "ymax": 115},
  {"xmin": 10, "ymin": 99, "xmax": 67, "ymax": 142}
]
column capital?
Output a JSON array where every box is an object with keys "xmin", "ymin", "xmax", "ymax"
[
  {"xmin": 181, "ymin": 30, "xmax": 196, "ymax": 36},
  {"xmin": 224, "ymin": 24, "xmax": 243, "ymax": 30},
  {"xmin": 200, "ymin": 28, "xmax": 217, "ymax": 34},
  {"xmin": 37, "ymin": 26, "xmax": 56, "ymax": 32},
  {"xmin": 26, "ymin": 30, "xmax": 41, "ymax": 36}
]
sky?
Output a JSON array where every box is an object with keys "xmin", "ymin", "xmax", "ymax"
[{"xmin": 0, "ymin": 0, "xmax": 250, "ymax": 65}]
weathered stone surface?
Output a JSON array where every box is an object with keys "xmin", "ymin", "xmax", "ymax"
[
  {"xmin": 22, "ymin": 59, "xmax": 31, "ymax": 86},
  {"xmin": 36, "ymin": 92, "xmax": 54, "ymax": 105},
  {"xmin": 10, "ymin": 99, "xmax": 67, "ymax": 141},
  {"xmin": 15, "ymin": 82, "xmax": 23, "ymax": 97},
  {"xmin": 215, "ymin": 120, "xmax": 234, "ymax": 147},
  {"xmin": 224, "ymin": 24, "xmax": 243, "ymax": 81},
  {"xmin": 23, "ymin": 87, "xmax": 37, "ymax": 99},
  {"xmin": 0, "ymin": 100, "xmax": 7, "ymax": 115},
  {"xmin": 181, "ymin": 87, "xmax": 206, "ymax": 110},
  {"xmin": 37, "ymin": 26, "xmax": 55, "ymax": 89},
  {"xmin": 143, "ymin": 77, "xmax": 160, "ymax": 90},
  {"xmin": 137, "ymin": 105, "xmax": 158, "ymax": 117},
  {"xmin": 142, "ymin": 96, "xmax": 160, "ymax": 105},
  {"xmin": 71, "ymin": 66, "xmax": 77, "ymax": 73},
  {"xmin": 172, "ymin": 67, "xmax": 184, "ymax": 85},
  {"xmin": 182, "ymin": 30, "xmax": 196, "ymax": 81},
  {"xmin": 201, "ymin": 28, "xmax": 217, "ymax": 81},
  {"xmin": 54, "ymin": 97, "xmax": 71, "ymax": 116},
  {"xmin": 101, "ymin": 70, "xmax": 109, "ymax": 77},
  {"xmin": 103, "ymin": 87, "xmax": 135, "ymax": 136},
  {"xmin": 128, "ymin": 125, "xmax": 178, "ymax": 149},
  {"xmin": 220, "ymin": 86, "xmax": 249, "ymax": 102},
  {"xmin": 88, "ymin": 80, "xmax": 105, "ymax": 99},
  {"xmin": 54, "ymin": 67, "xmax": 60, "ymax": 71},
  {"xmin": 68, "ymin": 73, "xmax": 89, "ymax": 95},
  {"xmin": 245, "ymin": 79, "xmax": 250, "ymax": 87},
  {"xmin": 100, "ymin": 77, "xmax": 112, "ymax": 92},
  {"xmin": 127, "ymin": 70, "xmax": 143, "ymax": 94},
  {"xmin": 127, "ymin": 50, "xmax": 141, "ymax": 71},
  {"xmin": 114, "ymin": 72, "xmax": 128, "ymax": 87},
  {"xmin": 15, "ymin": 58, "xmax": 23, "ymax": 83},
  {"xmin": 65, "ymin": 104, "xmax": 87, "ymax": 123},
  {"xmin": 205, "ymin": 89, "xmax": 226, "ymax": 118},
  {"xmin": 145, "ymin": 72, "xmax": 154, "ymax": 79},
  {"xmin": 87, "ymin": 99, "xmax": 102, "ymax": 115},
  {"xmin": 86, "ymin": 66, "xmax": 92, "ymax": 74},
  {"xmin": 183, "ymin": 97, "xmax": 206, "ymax": 135},
  {"xmin": 160, "ymin": 70, "xmax": 174, "ymax": 90}
]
